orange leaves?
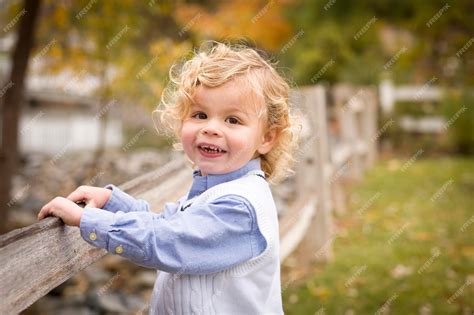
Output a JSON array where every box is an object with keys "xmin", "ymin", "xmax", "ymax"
[{"xmin": 174, "ymin": 0, "xmax": 293, "ymax": 51}]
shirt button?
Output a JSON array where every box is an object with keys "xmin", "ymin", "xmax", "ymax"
[
  {"xmin": 89, "ymin": 232, "xmax": 97, "ymax": 241},
  {"xmin": 115, "ymin": 245, "xmax": 124, "ymax": 254}
]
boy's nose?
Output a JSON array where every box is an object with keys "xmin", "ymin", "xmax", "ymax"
[{"xmin": 201, "ymin": 121, "xmax": 222, "ymax": 136}]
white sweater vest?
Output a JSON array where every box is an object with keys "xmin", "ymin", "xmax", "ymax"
[{"xmin": 149, "ymin": 173, "xmax": 283, "ymax": 314}]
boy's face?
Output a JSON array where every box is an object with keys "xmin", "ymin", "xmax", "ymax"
[{"xmin": 180, "ymin": 79, "xmax": 276, "ymax": 175}]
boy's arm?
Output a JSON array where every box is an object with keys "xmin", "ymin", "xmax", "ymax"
[
  {"xmin": 101, "ymin": 184, "xmax": 150, "ymax": 213},
  {"xmin": 79, "ymin": 194, "xmax": 266, "ymax": 274},
  {"xmin": 101, "ymin": 184, "xmax": 182, "ymax": 218}
]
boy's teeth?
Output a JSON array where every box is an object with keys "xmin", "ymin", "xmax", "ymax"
[{"xmin": 200, "ymin": 145, "xmax": 225, "ymax": 153}]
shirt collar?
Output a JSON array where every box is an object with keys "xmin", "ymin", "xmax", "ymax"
[{"xmin": 187, "ymin": 158, "xmax": 264, "ymax": 200}]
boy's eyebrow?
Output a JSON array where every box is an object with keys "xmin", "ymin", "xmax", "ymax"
[{"xmin": 190, "ymin": 102, "xmax": 252, "ymax": 118}]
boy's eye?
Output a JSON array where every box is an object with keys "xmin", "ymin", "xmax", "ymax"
[
  {"xmin": 192, "ymin": 112, "xmax": 207, "ymax": 119},
  {"xmin": 225, "ymin": 117, "xmax": 241, "ymax": 125}
]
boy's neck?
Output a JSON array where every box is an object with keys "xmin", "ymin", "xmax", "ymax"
[{"xmin": 198, "ymin": 153, "xmax": 262, "ymax": 177}]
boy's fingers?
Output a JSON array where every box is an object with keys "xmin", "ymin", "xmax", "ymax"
[
  {"xmin": 37, "ymin": 207, "xmax": 48, "ymax": 220},
  {"xmin": 38, "ymin": 201, "xmax": 53, "ymax": 220},
  {"xmin": 66, "ymin": 189, "xmax": 85, "ymax": 202}
]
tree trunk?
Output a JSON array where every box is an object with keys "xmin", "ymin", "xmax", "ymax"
[
  {"xmin": 84, "ymin": 1, "xmax": 110, "ymax": 184},
  {"xmin": 0, "ymin": 0, "xmax": 42, "ymax": 234}
]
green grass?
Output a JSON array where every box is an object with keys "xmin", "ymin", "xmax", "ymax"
[{"xmin": 283, "ymin": 157, "xmax": 474, "ymax": 314}]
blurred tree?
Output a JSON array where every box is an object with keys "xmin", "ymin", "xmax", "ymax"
[
  {"xmin": 0, "ymin": 0, "xmax": 42, "ymax": 234},
  {"xmin": 173, "ymin": 0, "xmax": 293, "ymax": 51},
  {"xmin": 280, "ymin": 0, "xmax": 474, "ymax": 86},
  {"xmin": 25, "ymin": 0, "xmax": 193, "ymax": 179}
]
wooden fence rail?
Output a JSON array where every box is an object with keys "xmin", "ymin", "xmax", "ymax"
[{"xmin": 0, "ymin": 84, "xmax": 378, "ymax": 314}]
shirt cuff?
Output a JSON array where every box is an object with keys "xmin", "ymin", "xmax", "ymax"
[
  {"xmin": 79, "ymin": 207, "xmax": 115, "ymax": 250},
  {"xmin": 102, "ymin": 184, "xmax": 137, "ymax": 213}
]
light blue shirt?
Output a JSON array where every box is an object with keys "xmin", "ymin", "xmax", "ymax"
[{"xmin": 79, "ymin": 158, "xmax": 267, "ymax": 274}]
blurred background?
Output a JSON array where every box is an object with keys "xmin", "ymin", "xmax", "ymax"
[{"xmin": 0, "ymin": 0, "xmax": 473, "ymax": 314}]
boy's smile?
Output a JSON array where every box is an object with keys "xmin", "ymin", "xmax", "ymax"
[{"xmin": 180, "ymin": 79, "xmax": 277, "ymax": 175}]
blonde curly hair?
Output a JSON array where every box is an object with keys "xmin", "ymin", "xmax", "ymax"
[{"xmin": 154, "ymin": 41, "xmax": 299, "ymax": 184}]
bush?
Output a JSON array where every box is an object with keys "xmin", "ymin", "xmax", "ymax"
[{"xmin": 442, "ymin": 91, "xmax": 474, "ymax": 155}]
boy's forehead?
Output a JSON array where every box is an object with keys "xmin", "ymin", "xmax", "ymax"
[{"xmin": 192, "ymin": 82, "xmax": 264, "ymax": 115}]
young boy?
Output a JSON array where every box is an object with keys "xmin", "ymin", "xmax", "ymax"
[{"xmin": 38, "ymin": 42, "xmax": 298, "ymax": 314}]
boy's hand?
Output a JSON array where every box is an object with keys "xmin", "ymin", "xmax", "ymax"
[
  {"xmin": 37, "ymin": 197, "xmax": 84, "ymax": 226},
  {"xmin": 66, "ymin": 185, "xmax": 112, "ymax": 209}
]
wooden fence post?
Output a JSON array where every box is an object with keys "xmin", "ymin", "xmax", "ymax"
[
  {"xmin": 291, "ymin": 89, "xmax": 317, "ymax": 202},
  {"xmin": 299, "ymin": 85, "xmax": 334, "ymax": 263},
  {"xmin": 362, "ymin": 87, "xmax": 378, "ymax": 168},
  {"xmin": 334, "ymin": 85, "xmax": 364, "ymax": 181}
]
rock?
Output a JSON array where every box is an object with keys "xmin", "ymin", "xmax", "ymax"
[
  {"xmin": 94, "ymin": 291, "xmax": 146, "ymax": 313},
  {"xmin": 56, "ymin": 307, "xmax": 95, "ymax": 315},
  {"xmin": 83, "ymin": 264, "xmax": 114, "ymax": 285},
  {"xmin": 130, "ymin": 271, "xmax": 157, "ymax": 288},
  {"xmin": 96, "ymin": 292, "xmax": 130, "ymax": 313}
]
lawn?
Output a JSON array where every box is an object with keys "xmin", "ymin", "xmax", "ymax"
[{"xmin": 282, "ymin": 157, "xmax": 474, "ymax": 314}]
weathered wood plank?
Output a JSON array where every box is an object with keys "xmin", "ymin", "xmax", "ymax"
[
  {"xmin": 311, "ymin": 86, "xmax": 334, "ymax": 262},
  {"xmin": 0, "ymin": 158, "xmax": 192, "ymax": 314},
  {"xmin": 279, "ymin": 195, "xmax": 318, "ymax": 260},
  {"xmin": 0, "ymin": 218, "xmax": 107, "ymax": 314}
]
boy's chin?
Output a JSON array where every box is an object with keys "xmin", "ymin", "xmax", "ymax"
[
  {"xmin": 198, "ymin": 165, "xmax": 235, "ymax": 176},
  {"xmin": 199, "ymin": 168, "xmax": 227, "ymax": 176}
]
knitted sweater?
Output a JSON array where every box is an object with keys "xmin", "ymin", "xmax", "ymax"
[{"xmin": 149, "ymin": 171, "xmax": 283, "ymax": 314}]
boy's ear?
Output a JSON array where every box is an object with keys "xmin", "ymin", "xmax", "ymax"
[{"xmin": 257, "ymin": 127, "xmax": 278, "ymax": 155}]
